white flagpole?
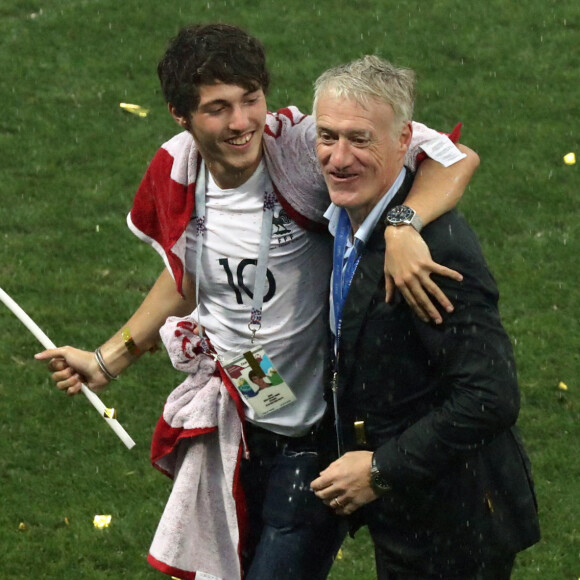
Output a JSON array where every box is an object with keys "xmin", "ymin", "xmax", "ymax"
[{"xmin": 0, "ymin": 286, "xmax": 136, "ymax": 449}]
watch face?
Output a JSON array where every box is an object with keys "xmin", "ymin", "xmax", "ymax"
[
  {"xmin": 371, "ymin": 456, "xmax": 392, "ymax": 493},
  {"xmin": 388, "ymin": 205, "xmax": 414, "ymax": 224},
  {"xmin": 371, "ymin": 469, "xmax": 391, "ymax": 492}
]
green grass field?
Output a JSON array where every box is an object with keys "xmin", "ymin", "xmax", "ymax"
[{"xmin": 1, "ymin": 0, "xmax": 578, "ymax": 578}]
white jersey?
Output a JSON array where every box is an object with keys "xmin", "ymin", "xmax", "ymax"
[{"xmin": 185, "ymin": 161, "xmax": 332, "ymax": 436}]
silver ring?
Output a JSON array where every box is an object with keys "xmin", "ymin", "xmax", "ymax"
[{"xmin": 332, "ymin": 497, "xmax": 343, "ymax": 508}]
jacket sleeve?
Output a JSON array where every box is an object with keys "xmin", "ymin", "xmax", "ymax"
[{"xmin": 373, "ymin": 212, "xmax": 520, "ymax": 489}]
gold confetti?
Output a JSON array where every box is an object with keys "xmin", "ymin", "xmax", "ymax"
[
  {"xmin": 64, "ymin": 517, "xmax": 70, "ymax": 525},
  {"xmin": 336, "ymin": 548, "xmax": 343, "ymax": 560},
  {"xmin": 11, "ymin": 355, "xmax": 26, "ymax": 366},
  {"xmin": 103, "ymin": 407, "xmax": 117, "ymax": 419},
  {"xmin": 558, "ymin": 381, "xmax": 568, "ymax": 391},
  {"xmin": 563, "ymin": 152, "xmax": 576, "ymax": 165},
  {"xmin": 18, "ymin": 522, "xmax": 27, "ymax": 531},
  {"xmin": 93, "ymin": 515, "xmax": 112, "ymax": 529},
  {"xmin": 485, "ymin": 493, "xmax": 495, "ymax": 513},
  {"xmin": 119, "ymin": 102, "xmax": 149, "ymax": 117}
]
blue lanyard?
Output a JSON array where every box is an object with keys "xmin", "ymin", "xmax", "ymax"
[
  {"xmin": 331, "ymin": 208, "xmax": 363, "ymax": 458},
  {"xmin": 332, "ymin": 209, "xmax": 363, "ymax": 343}
]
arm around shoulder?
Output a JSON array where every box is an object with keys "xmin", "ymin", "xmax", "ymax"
[
  {"xmin": 384, "ymin": 144, "xmax": 480, "ymax": 322},
  {"xmin": 405, "ymin": 143, "xmax": 480, "ymax": 225}
]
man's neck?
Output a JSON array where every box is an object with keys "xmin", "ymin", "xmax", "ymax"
[
  {"xmin": 344, "ymin": 167, "xmax": 407, "ymax": 237},
  {"xmin": 347, "ymin": 210, "xmax": 367, "ymax": 235},
  {"xmin": 206, "ymin": 151, "xmax": 264, "ymax": 190}
]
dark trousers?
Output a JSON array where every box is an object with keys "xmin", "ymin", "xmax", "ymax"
[
  {"xmin": 375, "ymin": 549, "xmax": 516, "ymax": 580},
  {"xmin": 240, "ymin": 423, "xmax": 347, "ymax": 580}
]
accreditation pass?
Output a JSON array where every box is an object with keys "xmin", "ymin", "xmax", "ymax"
[{"xmin": 222, "ymin": 345, "xmax": 296, "ymax": 416}]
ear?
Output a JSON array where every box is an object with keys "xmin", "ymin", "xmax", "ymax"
[
  {"xmin": 399, "ymin": 121, "xmax": 413, "ymax": 152},
  {"xmin": 169, "ymin": 104, "xmax": 189, "ymax": 130}
]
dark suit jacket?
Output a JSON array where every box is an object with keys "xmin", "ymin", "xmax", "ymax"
[{"xmin": 334, "ymin": 171, "xmax": 540, "ymax": 575}]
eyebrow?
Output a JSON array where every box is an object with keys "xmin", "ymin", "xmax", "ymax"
[
  {"xmin": 198, "ymin": 99, "xmax": 230, "ymax": 111},
  {"xmin": 317, "ymin": 126, "xmax": 372, "ymax": 140},
  {"xmin": 199, "ymin": 89, "xmax": 260, "ymax": 111},
  {"xmin": 316, "ymin": 124, "xmax": 334, "ymax": 134}
]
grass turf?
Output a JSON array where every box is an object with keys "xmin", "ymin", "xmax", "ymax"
[{"xmin": 0, "ymin": 0, "xmax": 578, "ymax": 578}]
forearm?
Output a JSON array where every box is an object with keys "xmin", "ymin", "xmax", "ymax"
[
  {"xmin": 404, "ymin": 144, "xmax": 480, "ymax": 226},
  {"xmin": 382, "ymin": 146, "xmax": 479, "ymax": 319},
  {"xmin": 99, "ymin": 268, "xmax": 196, "ymax": 377}
]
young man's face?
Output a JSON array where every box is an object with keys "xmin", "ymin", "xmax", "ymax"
[
  {"xmin": 174, "ymin": 83, "xmax": 268, "ymax": 189},
  {"xmin": 315, "ymin": 93, "xmax": 411, "ymax": 230}
]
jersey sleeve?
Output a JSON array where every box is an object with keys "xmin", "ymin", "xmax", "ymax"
[{"xmin": 406, "ymin": 121, "xmax": 462, "ymax": 170}]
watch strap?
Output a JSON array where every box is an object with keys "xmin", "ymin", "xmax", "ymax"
[{"xmin": 385, "ymin": 204, "xmax": 423, "ymax": 234}]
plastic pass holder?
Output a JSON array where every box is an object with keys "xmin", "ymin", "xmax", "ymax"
[{"xmin": 222, "ymin": 345, "xmax": 296, "ymax": 417}]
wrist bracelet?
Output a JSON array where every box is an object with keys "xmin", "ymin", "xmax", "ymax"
[
  {"xmin": 95, "ymin": 347, "xmax": 118, "ymax": 381},
  {"xmin": 121, "ymin": 327, "xmax": 141, "ymax": 356}
]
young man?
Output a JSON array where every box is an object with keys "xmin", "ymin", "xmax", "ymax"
[
  {"xmin": 310, "ymin": 55, "xmax": 540, "ymax": 579},
  {"xmin": 36, "ymin": 24, "xmax": 479, "ymax": 580}
]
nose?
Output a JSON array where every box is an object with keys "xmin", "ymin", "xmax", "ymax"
[
  {"xmin": 229, "ymin": 104, "xmax": 249, "ymax": 132},
  {"xmin": 329, "ymin": 138, "xmax": 354, "ymax": 170}
]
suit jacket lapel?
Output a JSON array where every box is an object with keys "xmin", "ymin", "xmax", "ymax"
[
  {"xmin": 338, "ymin": 172, "xmax": 414, "ymax": 388},
  {"xmin": 339, "ymin": 242, "xmax": 385, "ymax": 380}
]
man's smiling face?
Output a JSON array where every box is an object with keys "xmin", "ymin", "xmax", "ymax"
[
  {"xmin": 315, "ymin": 92, "xmax": 411, "ymax": 230},
  {"xmin": 181, "ymin": 82, "xmax": 268, "ymax": 189}
]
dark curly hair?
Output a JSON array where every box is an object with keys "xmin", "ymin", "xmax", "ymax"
[{"xmin": 158, "ymin": 23, "xmax": 270, "ymax": 117}]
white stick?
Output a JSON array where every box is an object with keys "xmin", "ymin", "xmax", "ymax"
[{"xmin": 0, "ymin": 286, "xmax": 136, "ymax": 449}]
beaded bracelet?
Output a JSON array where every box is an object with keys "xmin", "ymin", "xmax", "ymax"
[{"xmin": 94, "ymin": 347, "xmax": 118, "ymax": 381}]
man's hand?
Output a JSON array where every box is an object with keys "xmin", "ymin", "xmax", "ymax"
[
  {"xmin": 384, "ymin": 225, "xmax": 463, "ymax": 324},
  {"xmin": 311, "ymin": 451, "xmax": 378, "ymax": 515},
  {"xmin": 35, "ymin": 347, "xmax": 109, "ymax": 395}
]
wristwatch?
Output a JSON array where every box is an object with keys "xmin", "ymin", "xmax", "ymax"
[
  {"xmin": 385, "ymin": 204, "xmax": 423, "ymax": 233},
  {"xmin": 370, "ymin": 453, "xmax": 392, "ymax": 495}
]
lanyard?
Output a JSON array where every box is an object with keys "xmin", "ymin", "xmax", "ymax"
[
  {"xmin": 331, "ymin": 208, "xmax": 363, "ymax": 457},
  {"xmin": 332, "ymin": 208, "xmax": 364, "ymax": 343},
  {"xmin": 194, "ymin": 161, "xmax": 275, "ymax": 344}
]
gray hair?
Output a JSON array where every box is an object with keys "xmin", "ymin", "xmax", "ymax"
[{"xmin": 313, "ymin": 55, "xmax": 415, "ymax": 132}]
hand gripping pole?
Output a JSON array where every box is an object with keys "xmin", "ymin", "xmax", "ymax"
[{"xmin": 0, "ymin": 287, "xmax": 136, "ymax": 449}]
